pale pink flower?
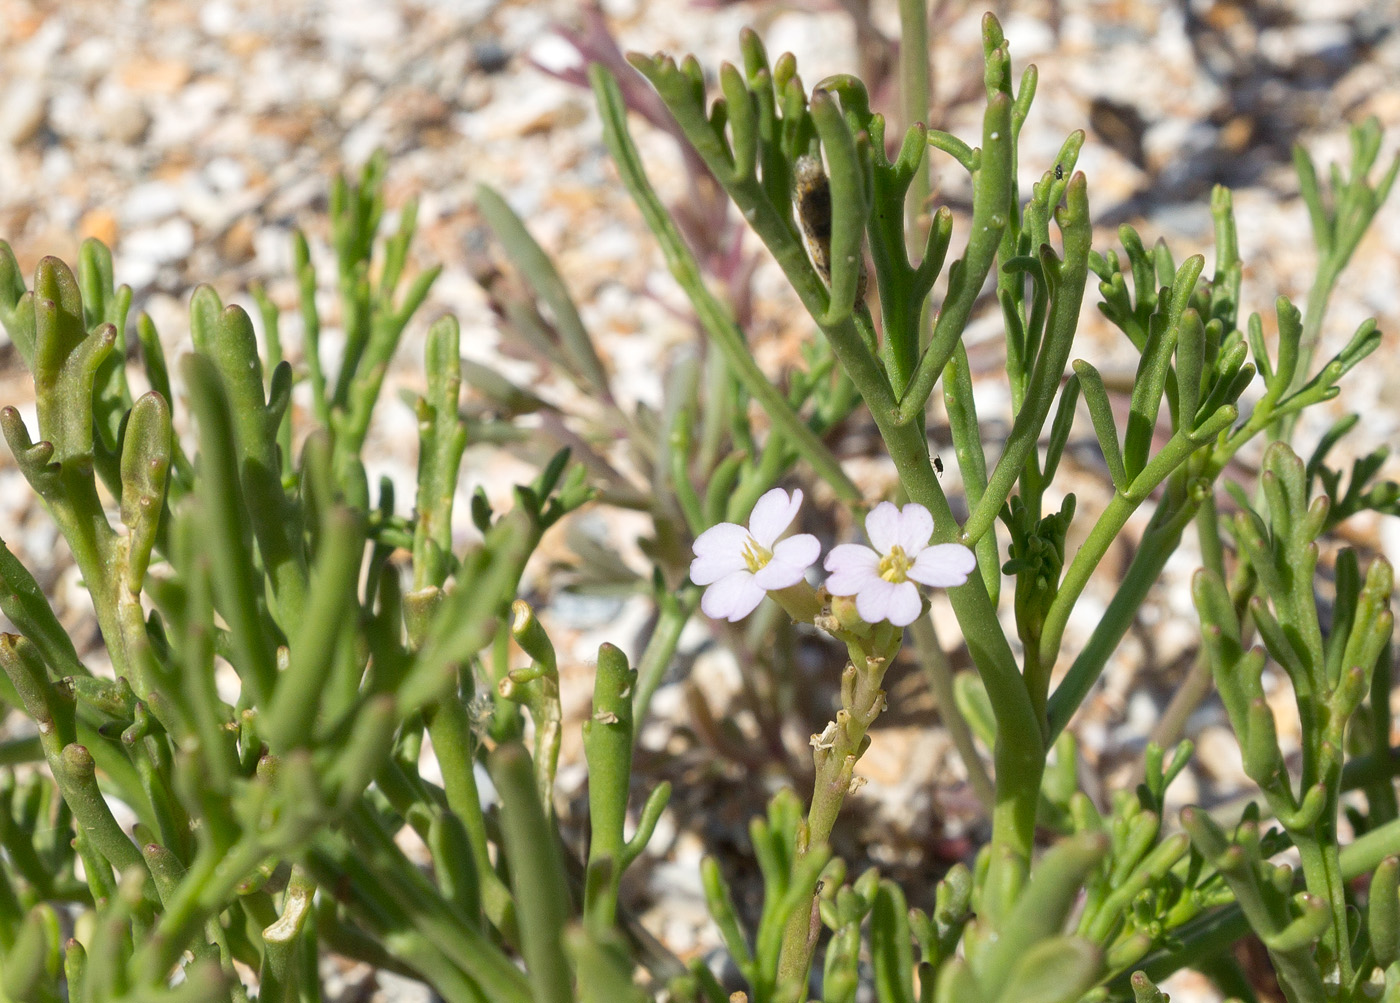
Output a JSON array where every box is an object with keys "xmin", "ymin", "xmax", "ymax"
[
  {"xmin": 690, "ymin": 488, "xmax": 820, "ymax": 622},
  {"xmin": 824, "ymin": 502, "xmax": 976, "ymax": 626}
]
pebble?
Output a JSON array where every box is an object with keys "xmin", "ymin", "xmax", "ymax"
[
  {"xmin": 39, "ymin": 147, "xmax": 75, "ymax": 192},
  {"xmin": 319, "ymin": 0, "xmax": 404, "ymax": 52},
  {"xmin": 545, "ymin": 588, "xmax": 626, "ymax": 631},
  {"xmin": 1195, "ymin": 725, "xmax": 1253, "ymax": 793},
  {"xmin": 11, "ymin": 18, "xmax": 67, "ymax": 75},
  {"xmin": 117, "ymin": 56, "xmax": 192, "ymax": 96},
  {"xmin": 252, "ymin": 224, "xmax": 295, "ymax": 275},
  {"xmin": 96, "ymin": 89, "xmax": 150, "ymax": 145},
  {"xmin": 220, "ymin": 215, "xmax": 257, "ymax": 264},
  {"xmin": 203, "ymin": 155, "xmax": 247, "ymax": 194},
  {"xmin": 122, "ymin": 217, "xmax": 195, "ymax": 272},
  {"xmin": 148, "ymin": 79, "xmax": 231, "ymax": 148},
  {"xmin": 0, "ymin": 80, "xmax": 46, "ymax": 147},
  {"xmin": 179, "ymin": 174, "xmax": 242, "ymax": 231},
  {"xmin": 526, "ymin": 33, "xmax": 581, "ymax": 75},
  {"xmin": 374, "ymin": 973, "xmax": 432, "ymax": 1003},
  {"xmin": 122, "ymin": 181, "xmax": 181, "ymax": 226},
  {"xmin": 198, "ymin": 2, "xmax": 238, "ymax": 36},
  {"xmin": 68, "ymin": 37, "xmax": 116, "ymax": 85}
]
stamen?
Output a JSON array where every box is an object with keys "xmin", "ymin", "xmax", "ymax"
[
  {"xmin": 742, "ymin": 537, "xmax": 773, "ymax": 573},
  {"xmin": 878, "ymin": 545, "xmax": 912, "ymax": 583}
]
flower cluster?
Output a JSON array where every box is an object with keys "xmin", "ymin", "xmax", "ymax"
[{"xmin": 689, "ymin": 489, "xmax": 976, "ymax": 626}]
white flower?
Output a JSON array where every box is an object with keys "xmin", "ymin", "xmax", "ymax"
[
  {"xmin": 690, "ymin": 488, "xmax": 820, "ymax": 622},
  {"xmin": 823, "ymin": 501, "xmax": 976, "ymax": 627}
]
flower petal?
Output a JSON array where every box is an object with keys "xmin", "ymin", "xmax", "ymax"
[
  {"xmin": 894, "ymin": 503, "xmax": 934, "ymax": 554},
  {"xmin": 693, "ymin": 521, "xmax": 750, "ymax": 557},
  {"xmin": 747, "ymin": 488, "xmax": 803, "ymax": 548},
  {"xmin": 854, "ymin": 576, "xmax": 899, "ymax": 623},
  {"xmin": 754, "ymin": 534, "xmax": 819, "ymax": 589},
  {"xmin": 884, "ymin": 581, "xmax": 923, "ymax": 626},
  {"xmin": 701, "ymin": 570, "xmax": 766, "ymax": 621},
  {"xmin": 908, "ymin": 543, "xmax": 977, "ymax": 588},
  {"xmin": 823, "ymin": 543, "xmax": 881, "ymax": 596},
  {"xmin": 864, "ymin": 501, "xmax": 901, "ymax": 554},
  {"xmin": 690, "ymin": 523, "xmax": 752, "ymax": 585}
]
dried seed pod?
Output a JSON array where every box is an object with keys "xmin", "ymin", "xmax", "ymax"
[
  {"xmin": 794, "ymin": 154, "xmax": 866, "ymax": 301},
  {"xmin": 794, "ymin": 155, "xmax": 833, "ymax": 280}
]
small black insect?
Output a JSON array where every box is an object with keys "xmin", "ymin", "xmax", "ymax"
[
  {"xmin": 1054, "ymin": 163, "xmax": 1064, "ymax": 180},
  {"xmin": 933, "ymin": 456, "xmax": 944, "ymax": 476}
]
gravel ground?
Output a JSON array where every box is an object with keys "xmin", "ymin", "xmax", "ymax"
[{"xmin": 2, "ymin": 1, "xmax": 1399, "ymax": 1000}]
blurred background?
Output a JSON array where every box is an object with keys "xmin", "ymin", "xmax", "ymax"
[{"xmin": 1, "ymin": 0, "xmax": 1399, "ymax": 999}]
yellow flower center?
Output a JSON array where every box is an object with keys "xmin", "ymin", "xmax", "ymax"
[
  {"xmin": 879, "ymin": 545, "xmax": 912, "ymax": 583},
  {"xmin": 742, "ymin": 538, "xmax": 773, "ymax": 573}
]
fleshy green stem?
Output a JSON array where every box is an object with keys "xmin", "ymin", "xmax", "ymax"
[
  {"xmin": 592, "ymin": 67, "xmax": 860, "ymax": 504},
  {"xmin": 1132, "ymin": 814, "xmax": 1400, "ymax": 989}
]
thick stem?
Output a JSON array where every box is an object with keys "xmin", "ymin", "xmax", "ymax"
[
  {"xmin": 1293, "ymin": 830, "xmax": 1352, "ymax": 986},
  {"xmin": 423, "ymin": 695, "xmax": 515, "ymax": 938},
  {"xmin": 1367, "ymin": 641, "xmax": 1399, "ymax": 823},
  {"xmin": 880, "ymin": 417, "xmax": 1043, "ymax": 906}
]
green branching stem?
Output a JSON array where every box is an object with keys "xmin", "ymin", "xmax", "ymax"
[
  {"xmin": 1046, "ymin": 492, "xmax": 1200, "ymax": 741},
  {"xmin": 1287, "ymin": 121, "xmax": 1399, "ymax": 405},
  {"xmin": 592, "ymin": 67, "xmax": 860, "ymax": 504},
  {"xmin": 412, "ymin": 316, "xmax": 469, "ymax": 592},
  {"xmin": 1035, "ymin": 413, "xmax": 1234, "ymax": 705},
  {"xmin": 959, "ymin": 175, "xmax": 1091, "ymax": 547},
  {"xmin": 1044, "ymin": 308, "xmax": 1378, "ymax": 741},
  {"xmin": 189, "ymin": 289, "xmax": 308, "ymax": 628},
  {"xmin": 875, "ymin": 397, "xmax": 1043, "ymax": 906},
  {"xmin": 183, "ymin": 355, "xmax": 280, "ymax": 707},
  {"xmin": 618, "ymin": 41, "xmax": 1040, "ymax": 894},
  {"xmin": 1131, "ymin": 814, "xmax": 1400, "ymax": 991},
  {"xmin": 896, "ymin": 91, "xmax": 1012, "ymax": 418}
]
